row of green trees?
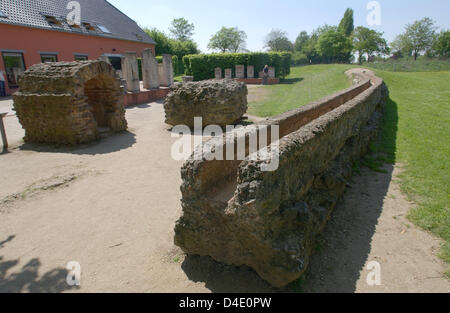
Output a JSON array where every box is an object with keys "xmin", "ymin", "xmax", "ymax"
[
  {"xmin": 267, "ymin": 9, "xmax": 448, "ymax": 65},
  {"xmin": 143, "ymin": 12, "xmax": 449, "ymax": 74}
]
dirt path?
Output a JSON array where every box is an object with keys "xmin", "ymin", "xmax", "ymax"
[{"xmin": 0, "ymin": 100, "xmax": 448, "ymax": 293}]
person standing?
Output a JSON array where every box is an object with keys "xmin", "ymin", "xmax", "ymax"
[
  {"xmin": 0, "ymin": 70, "xmax": 6, "ymax": 97},
  {"xmin": 262, "ymin": 65, "xmax": 269, "ymax": 85}
]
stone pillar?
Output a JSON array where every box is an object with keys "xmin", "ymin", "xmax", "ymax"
[
  {"xmin": 235, "ymin": 65, "xmax": 245, "ymax": 79},
  {"xmin": 268, "ymin": 67, "xmax": 276, "ymax": 78},
  {"xmin": 142, "ymin": 48, "xmax": 160, "ymax": 90},
  {"xmin": 158, "ymin": 54, "xmax": 174, "ymax": 87},
  {"xmin": 215, "ymin": 68, "xmax": 222, "ymax": 79},
  {"xmin": 224, "ymin": 69, "xmax": 232, "ymax": 79},
  {"xmin": 247, "ymin": 66, "xmax": 254, "ymax": 78},
  {"xmin": 121, "ymin": 52, "xmax": 140, "ymax": 93}
]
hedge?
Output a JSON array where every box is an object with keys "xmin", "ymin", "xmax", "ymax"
[
  {"xmin": 183, "ymin": 52, "xmax": 292, "ymax": 81},
  {"xmin": 137, "ymin": 55, "xmax": 180, "ymax": 81}
]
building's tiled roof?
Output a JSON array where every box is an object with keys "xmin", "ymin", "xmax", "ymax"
[{"xmin": 0, "ymin": 0, "xmax": 155, "ymax": 45}]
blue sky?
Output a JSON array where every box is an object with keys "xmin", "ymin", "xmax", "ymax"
[{"xmin": 107, "ymin": 0, "xmax": 450, "ymax": 52}]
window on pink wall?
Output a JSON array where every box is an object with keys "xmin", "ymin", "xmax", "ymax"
[{"xmin": 2, "ymin": 52, "xmax": 26, "ymax": 89}]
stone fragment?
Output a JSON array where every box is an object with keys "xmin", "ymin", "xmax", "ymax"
[
  {"xmin": 215, "ymin": 68, "xmax": 222, "ymax": 80},
  {"xmin": 268, "ymin": 67, "xmax": 275, "ymax": 78},
  {"xmin": 121, "ymin": 52, "xmax": 140, "ymax": 93},
  {"xmin": 224, "ymin": 69, "xmax": 232, "ymax": 79},
  {"xmin": 158, "ymin": 54, "xmax": 174, "ymax": 87},
  {"xmin": 235, "ymin": 65, "xmax": 245, "ymax": 78},
  {"xmin": 164, "ymin": 79, "xmax": 248, "ymax": 127},
  {"xmin": 247, "ymin": 66, "xmax": 254, "ymax": 78},
  {"xmin": 142, "ymin": 48, "xmax": 160, "ymax": 90}
]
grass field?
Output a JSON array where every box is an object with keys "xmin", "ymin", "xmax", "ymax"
[
  {"xmin": 249, "ymin": 64, "xmax": 450, "ymax": 271},
  {"xmin": 248, "ymin": 65, "xmax": 352, "ymax": 117},
  {"xmin": 363, "ymin": 57, "xmax": 450, "ymax": 72},
  {"xmin": 377, "ymin": 69, "xmax": 450, "ymax": 269}
]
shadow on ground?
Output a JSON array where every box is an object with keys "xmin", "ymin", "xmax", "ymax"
[
  {"xmin": 0, "ymin": 235, "xmax": 78, "ymax": 293},
  {"xmin": 181, "ymin": 98, "xmax": 399, "ymax": 293},
  {"xmin": 280, "ymin": 77, "xmax": 304, "ymax": 85},
  {"xmin": 17, "ymin": 130, "xmax": 136, "ymax": 156}
]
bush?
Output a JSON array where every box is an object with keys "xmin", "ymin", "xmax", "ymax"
[
  {"xmin": 291, "ymin": 52, "xmax": 309, "ymax": 65},
  {"xmin": 183, "ymin": 52, "xmax": 292, "ymax": 81}
]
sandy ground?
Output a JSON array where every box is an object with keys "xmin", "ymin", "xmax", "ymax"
[{"xmin": 0, "ymin": 97, "xmax": 448, "ymax": 293}]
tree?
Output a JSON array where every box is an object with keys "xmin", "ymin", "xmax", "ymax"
[
  {"xmin": 170, "ymin": 40, "xmax": 199, "ymax": 58},
  {"xmin": 264, "ymin": 29, "xmax": 293, "ymax": 52},
  {"xmin": 300, "ymin": 25, "xmax": 335, "ymax": 63},
  {"xmin": 208, "ymin": 27, "xmax": 247, "ymax": 53},
  {"xmin": 391, "ymin": 33, "xmax": 414, "ymax": 57},
  {"xmin": 338, "ymin": 8, "xmax": 354, "ymax": 37},
  {"xmin": 353, "ymin": 26, "xmax": 389, "ymax": 64},
  {"xmin": 169, "ymin": 18, "xmax": 195, "ymax": 42},
  {"xmin": 432, "ymin": 30, "xmax": 450, "ymax": 57},
  {"xmin": 143, "ymin": 27, "xmax": 199, "ymax": 57},
  {"xmin": 294, "ymin": 31, "xmax": 310, "ymax": 52},
  {"xmin": 143, "ymin": 27, "xmax": 173, "ymax": 55},
  {"xmin": 316, "ymin": 28, "xmax": 353, "ymax": 63},
  {"xmin": 405, "ymin": 17, "xmax": 437, "ymax": 60}
]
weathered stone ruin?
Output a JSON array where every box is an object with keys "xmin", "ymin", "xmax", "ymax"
[
  {"xmin": 142, "ymin": 48, "xmax": 160, "ymax": 90},
  {"xmin": 13, "ymin": 61, "xmax": 127, "ymax": 145},
  {"xmin": 174, "ymin": 69, "xmax": 389, "ymax": 288},
  {"xmin": 121, "ymin": 52, "xmax": 140, "ymax": 93},
  {"xmin": 164, "ymin": 79, "xmax": 248, "ymax": 127}
]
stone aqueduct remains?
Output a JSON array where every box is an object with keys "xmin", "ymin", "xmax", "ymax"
[
  {"xmin": 174, "ymin": 69, "xmax": 389, "ymax": 287},
  {"xmin": 11, "ymin": 56, "xmax": 388, "ymax": 288}
]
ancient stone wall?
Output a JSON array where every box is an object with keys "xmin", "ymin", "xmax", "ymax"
[
  {"xmin": 164, "ymin": 79, "xmax": 248, "ymax": 127},
  {"xmin": 174, "ymin": 69, "xmax": 389, "ymax": 287},
  {"xmin": 13, "ymin": 61, "xmax": 127, "ymax": 145}
]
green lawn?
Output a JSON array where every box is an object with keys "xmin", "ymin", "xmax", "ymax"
[
  {"xmin": 376, "ymin": 69, "xmax": 450, "ymax": 268},
  {"xmin": 250, "ymin": 65, "xmax": 450, "ymax": 272},
  {"xmin": 248, "ymin": 65, "xmax": 352, "ymax": 117},
  {"xmin": 363, "ymin": 57, "xmax": 450, "ymax": 72}
]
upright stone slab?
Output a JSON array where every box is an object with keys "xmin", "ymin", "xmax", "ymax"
[
  {"xmin": 158, "ymin": 54, "xmax": 174, "ymax": 87},
  {"xmin": 142, "ymin": 48, "xmax": 160, "ymax": 90},
  {"xmin": 247, "ymin": 66, "xmax": 254, "ymax": 78},
  {"xmin": 158, "ymin": 64, "xmax": 167, "ymax": 87},
  {"xmin": 225, "ymin": 68, "xmax": 232, "ymax": 79},
  {"xmin": 235, "ymin": 65, "xmax": 245, "ymax": 79},
  {"xmin": 215, "ymin": 68, "xmax": 222, "ymax": 80},
  {"xmin": 268, "ymin": 67, "xmax": 275, "ymax": 78},
  {"xmin": 121, "ymin": 52, "xmax": 140, "ymax": 93}
]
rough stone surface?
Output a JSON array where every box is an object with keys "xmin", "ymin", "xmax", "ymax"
[
  {"xmin": 158, "ymin": 54, "xmax": 174, "ymax": 87},
  {"xmin": 215, "ymin": 68, "xmax": 222, "ymax": 80},
  {"xmin": 174, "ymin": 70, "xmax": 389, "ymax": 287},
  {"xmin": 247, "ymin": 66, "xmax": 254, "ymax": 78},
  {"xmin": 142, "ymin": 48, "xmax": 160, "ymax": 90},
  {"xmin": 121, "ymin": 52, "xmax": 140, "ymax": 93},
  {"xmin": 164, "ymin": 79, "xmax": 248, "ymax": 127},
  {"xmin": 235, "ymin": 65, "xmax": 245, "ymax": 78},
  {"xmin": 13, "ymin": 61, "xmax": 127, "ymax": 145}
]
